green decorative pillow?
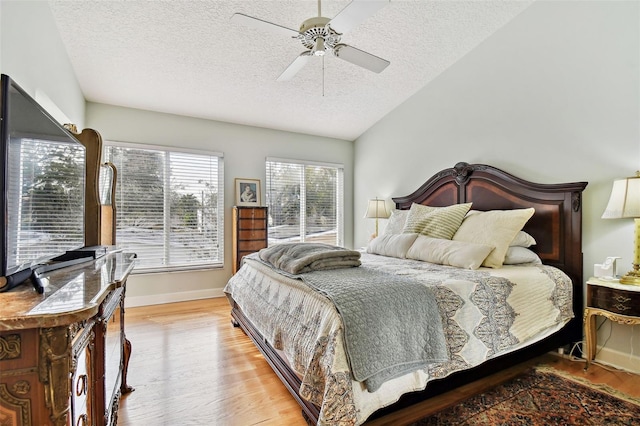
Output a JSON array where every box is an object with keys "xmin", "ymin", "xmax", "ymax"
[{"xmin": 402, "ymin": 203, "xmax": 472, "ymax": 240}]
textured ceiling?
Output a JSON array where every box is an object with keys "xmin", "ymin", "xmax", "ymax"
[{"xmin": 48, "ymin": 0, "xmax": 533, "ymax": 141}]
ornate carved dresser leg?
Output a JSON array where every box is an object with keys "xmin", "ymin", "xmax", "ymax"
[{"xmin": 121, "ymin": 336, "xmax": 135, "ymax": 394}]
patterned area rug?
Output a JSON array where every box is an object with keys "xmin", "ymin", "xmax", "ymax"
[{"xmin": 412, "ymin": 366, "xmax": 640, "ymax": 425}]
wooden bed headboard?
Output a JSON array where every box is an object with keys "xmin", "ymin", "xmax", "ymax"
[{"xmin": 393, "ymin": 162, "xmax": 588, "ymax": 337}]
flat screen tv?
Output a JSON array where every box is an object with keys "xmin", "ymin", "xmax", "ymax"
[{"xmin": 0, "ymin": 74, "xmax": 86, "ymax": 291}]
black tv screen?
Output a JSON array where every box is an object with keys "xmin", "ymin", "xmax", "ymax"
[{"xmin": 0, "ymin": 74, "xmax": 86, "ymax": 278}]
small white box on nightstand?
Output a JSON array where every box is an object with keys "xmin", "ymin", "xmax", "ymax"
[{"xmin": 593, "ymin": 256, "xmax": 620, "ymax": 279}]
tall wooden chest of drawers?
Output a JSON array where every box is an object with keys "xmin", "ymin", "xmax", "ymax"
[{"xmin": 232, "ymin": 206, "xmax": 268, "ymax": 273}]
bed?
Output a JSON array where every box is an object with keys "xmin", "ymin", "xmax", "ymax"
[{"xmin": 224, "ymin": 162, "xmax": 588, "ymax": 425}]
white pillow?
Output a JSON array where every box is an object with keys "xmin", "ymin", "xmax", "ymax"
[
  {"xmin": 503, "ymin": 246, "xmax": 542, "ymax": 265},
  {"xmin": 402, "ymin": 203, "xmax": 472, "ymax": 240},
  {"xmin": 406, "ymin": 235, "xmax": 494, "ymax": 270},
  {"xmin": 452, "ymin": 208, "xmax": 535, "ymax": 268},
  {"xmin": 366, "ymin": 233, "xmax": 419, "ymax": 258},
  {"xmin": 510, "ymin": 231, "xmax": 537, "ymax": 248},
  {"xmin": 383, "ymin": 209, "xmax": 409, "ymax": 235}
]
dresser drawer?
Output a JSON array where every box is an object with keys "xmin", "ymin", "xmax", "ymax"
[
  {"xmin": 239, "ymin": 240, "xmax": 268, "ymax": 251},
  {"xmin": 237, "ymin": 207, "xmax": 267, "ymax": 219},
  {"xmin": 71, "ymin": 322, "xmax": 94, "ymax": 426},
  {"xmin": 590, "ymin": 285, "xmax": 640, "ymax": 316},
  {"xmin": 238, "ymin": 229, "xmax": 267, "ymax": 240},
  {"xmin": 0, "ymin": 329, "xmax": 38, "ymax": 370},
  {"xmin": 237, "ymin": 219, "xmax": 267, "ymax": 231}
]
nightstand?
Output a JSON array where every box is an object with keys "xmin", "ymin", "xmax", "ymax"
[{"xmin": 584, "ymin": 277, "xmax": 640, "ymax": 369}]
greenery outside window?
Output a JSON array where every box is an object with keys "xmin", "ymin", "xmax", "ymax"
[
  {"xmin": 266, "ymin": 157, "xmax": 343, "ymax": 246},
  {"xmin": 103, "ymin": 142, "xmax": 224, "ymax": 272}
]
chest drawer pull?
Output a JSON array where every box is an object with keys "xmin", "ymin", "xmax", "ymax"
[
  {"xmin": 613, "ymin": 303, "xmax": 631, "ymax": 312},
  {"xmin": 614, "ymin": 295, "xmax": 631, "ymax": 304}
]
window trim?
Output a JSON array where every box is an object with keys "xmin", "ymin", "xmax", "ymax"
[
  {"xmin": 107, "ymin": 140, "xmax": 223, "ymax": 159},
  {"xmin": 266, "ymin": 156, "xmax": 343, "ymax": 169}
]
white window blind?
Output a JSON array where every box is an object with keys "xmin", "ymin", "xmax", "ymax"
[
  {"xmin": 103, "ymin": 142, "xmax": 224, "ymax": 272},
  {"xmin": 266, "ymin": 158, "xmax": 343, "ymax": 246}
]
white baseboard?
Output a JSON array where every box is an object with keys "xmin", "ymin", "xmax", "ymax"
[
  {"xmin": 125, "ymin": 288, "xmax": 226, "ymax": 308},
  {"xmin": 593, "ymin": 346, "xmax": 640, "ymax": 375}
]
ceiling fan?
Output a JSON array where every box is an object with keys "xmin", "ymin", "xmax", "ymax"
[{"xmin": 231, "ymin": 0, "xmax": 390, "ymax": 82}]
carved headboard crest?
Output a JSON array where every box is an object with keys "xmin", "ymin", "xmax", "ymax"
[{"xmin": 451, "ymin": 162, "xmax": 487, "ymax": 185}]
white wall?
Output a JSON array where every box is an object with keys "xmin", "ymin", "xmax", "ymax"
[
  {"xmin": 86, "ymin": 103, "xmax": 353, "ymax": 306},
  {"xmin": 0, "ymin": 1, "xmax": 85, "ymax": 127},
  {"xmin": 355, "ymin": 1, "xmax": 640, "ymax": 372}
]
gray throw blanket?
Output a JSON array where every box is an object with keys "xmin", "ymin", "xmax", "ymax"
[
  {"xmin": 258, "ymin": 243, "xmax": 361, "ymax": 274},
  {"xmin": 255, "ymin": 253, "xmax": 448, "ymax": 392}
]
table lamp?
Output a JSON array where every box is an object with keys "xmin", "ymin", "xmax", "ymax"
[
  {"xmin": 364, "ymin": 198, "xmax": 390, "ymax": 238},
  {"xmin": 601, "ymin": 172, "xmax": 640, "ymax": 285}
]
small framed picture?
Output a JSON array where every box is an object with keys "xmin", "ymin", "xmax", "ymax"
[{"xmin": 235, "ymin": 178, "xmax": 261, "ymax": 206}]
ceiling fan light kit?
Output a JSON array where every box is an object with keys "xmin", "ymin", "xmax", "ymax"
[{"xmin": 232, "ymin": 0, "xmax": 390, "ymax": 82}]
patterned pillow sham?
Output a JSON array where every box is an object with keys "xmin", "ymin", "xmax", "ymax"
[
  {"xmin": 402, "ymin": 203, "xmax": 472, "ymax": 240},
  {"xmin": 382, "ymin": 209, "xmax": 409, "ymax": 235}
]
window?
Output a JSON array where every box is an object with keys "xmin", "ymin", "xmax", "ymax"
[
  {"xmin": 266, "ymin": 157, "xmax": 343, "ymax": 246},
  {"xmin": 103, "ymin": 142, "xmax": 224, "ymax": 272}
]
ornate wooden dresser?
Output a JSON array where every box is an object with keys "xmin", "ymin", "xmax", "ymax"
[{"xmin": 0, "ymin": 251, "xmax": 136, "ymax": 426}]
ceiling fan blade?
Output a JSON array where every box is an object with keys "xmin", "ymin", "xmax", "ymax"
[
  {"xmin": 334, "ymin": 44, "xmax": 390, "ymax": 73},
  {"xmin": 231, "ymin": 13, "xmax": 299, "ymax": 37},
  {"xmin": 328, "ymin": 0, "xmax": 389, "ymax": 34},
  {"xmin": 277, "ymin": 52, "xmax": 313, "ymax": 81}
]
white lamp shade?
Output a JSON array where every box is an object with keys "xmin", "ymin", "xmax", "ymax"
[
  {"xmin": 364, "ymin": 199, "xmax": 390, "ymax": 219},
  {"xmin": 602, "ymin": 176, "xmax": 640, "ymax": 219}
]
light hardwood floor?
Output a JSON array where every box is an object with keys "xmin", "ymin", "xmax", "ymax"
[{"xmin": 118, "ymin": 298, "xmax": 640, "ymax": 426}]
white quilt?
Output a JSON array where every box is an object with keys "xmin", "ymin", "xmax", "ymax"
[{"xmin": 223, "ymin": 252, "xmax": 573, "ymax": 426}]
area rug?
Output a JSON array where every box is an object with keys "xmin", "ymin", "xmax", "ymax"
[{"xmin": 411, "ymin": 366, "xmax": 640, "ymax": 425}]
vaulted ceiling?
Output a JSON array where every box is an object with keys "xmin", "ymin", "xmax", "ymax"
[{"xmin": 48, "ymin": 0, "xmax": 533, "ymax": 141}]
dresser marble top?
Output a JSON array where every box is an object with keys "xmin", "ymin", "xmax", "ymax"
[
  {"xmin": 587, "ymin": 277, "xmax": 640, "ymax": 292},
  {"xmin": 0, "ymin": 251, "xmax": 136, "ymax": 331}
]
